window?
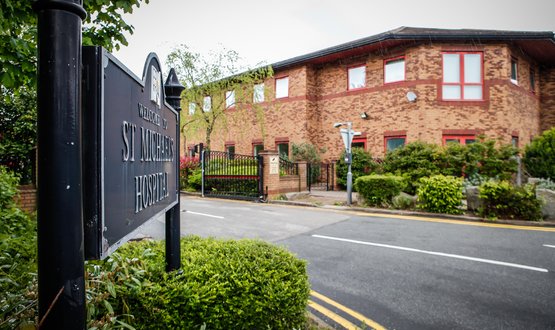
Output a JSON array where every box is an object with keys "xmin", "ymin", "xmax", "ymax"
[
  {"xmin": 275, "ymin": 77, "xmax": 289, "ymax": 99},
  {"xmin": 442, "ymin": 52, "xmax": 483, "ymax": 100},
  {"xmin": 188, "ymin": 102, "xmax": 196, "ymax": 115},
  {"xmin": 384, "ymin": 57, "xmax": 405, "ymax": 83},
  {"xmin": 510, "ymin": 58, "xmax": 518, "ymax": 84},
  {"xmin": 253, "ymin": 83, "xmax": 264, "ymax": 103},
  {"xmin": 226, "ymin": 144, "xmax": 235, "ymax": 160},
  {"xmin": 529, "ymin": 68, "xmax": 535, "ymax": 92},
  {"xmin": 443, "ymin": 135, "xmax": 476, "ymax": 145},
  {"xmin": 203, "ymin": 96, "xmax": 211, "ymax": 112},
  {"xmin": 225, "ymin": 90, "xmax": 235, "ymax": 109},
  {"xmin": 385, "ymin": 136, "xmax": 406, "ymax": 152},
  {"xmin": 348, "ymin": 65, "xmax": 366, "ymax": 90},
  {"xmin": 277, "ymin": 143, "xmax": 289, "ymax": 158},
  {"xmin": 352, "ymin": 136, "xmax": 366, "ymax": 150},
  {"xmin": 253, "ymin": 144, "xmax": 264, "ymax": 156},
  {"xmin": 511, "ymin": 135, "xmax": 519, "ymax": 148}
]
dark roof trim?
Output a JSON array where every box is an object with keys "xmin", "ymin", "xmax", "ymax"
[{"xmin": 272, "ymin": 26, "xmax": 555, "ymax": 70}]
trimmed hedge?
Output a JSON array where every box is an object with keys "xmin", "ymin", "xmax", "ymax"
[
  {"xmin": 355, "ymin": 174, "xmax": 406, "ymax": 206},
  {"xmin": 107, "ymin": 237, "xmax": 310, "ymax": 329},
  {"xmin": 478, "ymin": 181, "xmax": 543, "ymax": 221},
  {"xmin": 417, "ymin": 175, "xmax": 463, "ymax": 214}
]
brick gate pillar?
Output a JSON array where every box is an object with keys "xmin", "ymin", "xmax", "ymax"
[
  {"xmin": 259, "ymin": 150, "xmax": 280, "ymax": 199},
  {"xmin": 297, "ymin": 161, "xmax": 307, "ymax": 191}
]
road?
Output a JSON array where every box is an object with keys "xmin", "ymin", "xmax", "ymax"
[{"xmin": 138, "ymin": 196, "xmax": 555, "ymax": 329}]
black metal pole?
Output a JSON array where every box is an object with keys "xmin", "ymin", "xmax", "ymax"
[
  {"xmin": 33, "ymin": 0, "xmax": 87, "ymax": 329},
  {"xmin": 164, "ymin": 69, "xmax": 184, "ymax": 271}
]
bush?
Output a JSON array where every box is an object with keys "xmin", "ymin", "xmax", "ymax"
[
  {"xmin": 187, "ymin": 168, "xmax": 202, "ymax": 191},
  {"xmin": 336, "ymin": 148, "xmax": 378, "ymax": 189},
  {"xmin": 535, "ymin": 178, "xmax": 555, "ymax": 191},
  {"xmin": 355, "ymin": 174, "xmax": 406, "ymax": 206},
  {"xmin": 417, "ymin": 175, "xmax": 463, "ymax": 215},
  {"xmin": 478, "ymin": 181, "xmax": 543, "ymax": 221},
  {"xmin": 524, "ymin": 127, "xmax": 555, "ymax": 181},
  {"xmin": 392, "ymin": 193, "xmax": 416, "ymax": 210},
  {"xmin": 108, "ymin": 237, "xmax": 310, "ymax": 329},
  {"xmin": 180, "ymin": 156, "xmax": 200, "ymax": 189},
  {"xmin": 292, "ymin": 142, "xmax": 323, "ymax": 184},
  {"xmin": 383, "ymin": 142, "xmax": 442, "ymax": 194}
]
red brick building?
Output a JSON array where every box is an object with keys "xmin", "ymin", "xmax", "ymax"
[{"xmin": 184, "ymin": 27, "xmax": 555, "ymax": 160}]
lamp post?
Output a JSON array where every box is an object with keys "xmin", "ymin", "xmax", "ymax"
[{"xmin": 334, "ymin": 122, "xmax": 359, "ymax": 206}]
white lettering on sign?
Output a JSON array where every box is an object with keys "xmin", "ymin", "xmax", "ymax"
[
  {"xmin": 269, "ymin": 156, "xmax": 279, "ymax": 175},
  {"xmin": 134, "ymin": 172, "xmax": 169, "ymax": 213}
]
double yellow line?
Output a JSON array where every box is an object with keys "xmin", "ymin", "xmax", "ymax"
[{"xmin": 309, "ymin": 290, "xmax": 386, "ymax": 330}]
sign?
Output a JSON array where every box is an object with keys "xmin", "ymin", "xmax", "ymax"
[
  {"xmin": 340, "ymin": 128, "xmax": 361, "ymax": 151},
  {"xmin": 82, "ymin": 47, "xmax": 178, "ymax": 259},
  {"xmin": 269, "ymin": 156, "xmax": 279, "ymax": 175}
]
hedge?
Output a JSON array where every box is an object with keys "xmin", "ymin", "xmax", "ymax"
[
  {"xmin": 478, "ymin": 181, "xmax": 543, "ymax": 221},
  {"xmin": 417, "ymin": 175, "xmax": 464, "ymax": 215},
  {"xmin": 355, "ymin": 174, "xmax": 406, "ymax": 206}
]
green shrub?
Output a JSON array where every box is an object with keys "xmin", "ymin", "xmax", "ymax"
[
  {"xmin": 524, "ymin": 127, "xmax": 555, "ymax": 180},
  {"xmin": 417, "ymin": 175, "xmax": 463, "ymax": 214},
  {"xmin": 109, "ymin": 237, "xmax": 310, "ymax": 329},
  {"xmin": 336, "ymin": 148, "xmax": 378, "ymax": 189},
  {"xmin": 463, "ymin": 138, "xmax": 518, "ymax": 180},
  {"xmin": 355, "ymin": 174, "xmax": 406, "ymax": 206},
  {"xmin": 478, "ymin": 181, "xmax": 543, "ymax": 221},
  {"xmin": 383, "ymin": 142, "xmax": 442, "ymax": 194},
  {"xmin": 535, "ymin": 178, "xmax": 555, "ymax": 191},
  {"xmin": 187, "ymin": 168, "xmax": 202, "ymax": 190},
  {"xmin": 292, "ymin": 142, "xmax": 324, "ymax": 184}
]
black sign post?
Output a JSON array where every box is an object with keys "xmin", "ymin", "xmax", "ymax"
[
  {"xmin": 34, "ymin": 0, "xmax": 87, "ymax": 328},
  {"xmin": 163, "ymin": 69, "xmax": 185, "ymax": 271}
]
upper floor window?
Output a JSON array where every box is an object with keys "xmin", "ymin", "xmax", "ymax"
[
  {"xmin": 188, "ymin": 102, "xmax": 196, "ymax": 115},
  {"xmin": 203, "ymin": 96, "xmax": 211, "ymax": 112},
  {"xmin": 384, "ymin": 57, "xmax": 405, "ymax": 83},
  {"xmin": 225, "ymin": 90, "xmax": 235, "ymax": 109},
  {"xmin": 275, "ymin": 77, "xmax": 289, "ymax": 99},
  {"xmin": 348, "ymin": 65, "xmax": 366, "ymax": 90},
  {"xmin": 510, "ymin": 58, "xmax": 518, "ymax": 84},
  {"xmin": 442, "ymin": 52, "xmax": 483, "ymax": 101},
  {"xmin": 253, "ymin": 83, "xmax": 264, "ymax": 103},
  {"xmin": 529, "ymin": 68, "xmax": 535, "ymax": 92}
]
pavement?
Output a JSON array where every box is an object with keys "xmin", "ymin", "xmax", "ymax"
[{"xmin": 270, "ymin": 189, "xmax": 555, "ymax": 228}]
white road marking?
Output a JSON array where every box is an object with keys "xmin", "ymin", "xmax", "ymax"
[
  {"xmin": 543, "ymin": 244, "xmax": 555, "ymax": 249},
  {"xmin": 184, "ymin": 210, "xmax": 224, "ymax": 219},
  {"xmin": 312, "ymin": 234, "xmax": 548, "ymax": 273}
]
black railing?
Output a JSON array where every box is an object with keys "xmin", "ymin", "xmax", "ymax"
[
  {"xmin": 202, "ymin": 150, "xmax": 263, "ymax": 201},
  {"xmin": 279, "ymin": 157, "xmax": 298, "ymax": 176}
]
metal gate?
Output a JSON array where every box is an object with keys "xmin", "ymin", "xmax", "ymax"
[
  {"xmin": 307, "ymin": 162, "xmax": 335, "ymax": 191},
  {"xmin": 202, "ymin": 150, "xmax": 264, "ymax": 201}
]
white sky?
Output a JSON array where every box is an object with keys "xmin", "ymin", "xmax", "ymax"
[{"xmin": 113, "ymin": 0, "xmax": 555, "ymax": 77}]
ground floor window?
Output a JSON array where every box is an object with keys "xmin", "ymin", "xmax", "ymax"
[
  {"xmin": 253, "ymin": 143, "xmax": 264, "ymax": 156},
  {"xmin": 443, "ymin": 135, "xmax": 476, "ymax": 145},
  {"xmin": 385, "ymin": 136, "xmax": 406, "ymax": 152},
  {"xmin": 352, "ymin": 136, "xmax": 366, "ymax": 150},
  {"xmin": 225, "ymin": 144, "xmax": 235, "ymax": 159},
  {"xmin": 277, "ymin": 143, "xmax": 289, "ymax": 158}
]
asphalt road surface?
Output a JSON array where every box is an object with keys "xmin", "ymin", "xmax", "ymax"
[{"xmin": 138, "ymin": 196, "xmax": 555, "ymax": 330}]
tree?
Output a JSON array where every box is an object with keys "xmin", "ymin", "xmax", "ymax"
[
  {"xmin": 1, "ymin": 0, "xmax": 150, "ymax": 89},
  {"xmin": 523, "ymin": 127, "xmax": 555, "ymax": 180},
  {"xmin": 166, "ymin": 45, "xmax": 273, "ymax": 150}
]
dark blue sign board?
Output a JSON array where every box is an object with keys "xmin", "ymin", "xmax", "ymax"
[{"xmin": 83, "ymin": 46, "xmax": 178, "ymax": 259}]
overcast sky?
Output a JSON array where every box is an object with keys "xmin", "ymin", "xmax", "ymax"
[{"xmin": 113, "ymin": 0, "xmax": 555, "ymax": 77}]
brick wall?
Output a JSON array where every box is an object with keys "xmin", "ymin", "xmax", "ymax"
[
  {"xmin": 15, "ymin": 185, "xmax": 36, "ymax": 213},
  {"xmin": 184, "ymin": 41, "xmax": 553, "ymax": 160}
]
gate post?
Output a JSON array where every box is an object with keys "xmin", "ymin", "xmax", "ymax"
[
  {"xmin": 258, "ymin": 150, "xmax": 280, "ymax": 199},
  {"xmin": 297, "ymin": 161, "xmax": 308, "ymax": 191}
]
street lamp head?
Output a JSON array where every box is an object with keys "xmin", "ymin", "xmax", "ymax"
[{"xmin": 333, "ymin": 122, "xmax": 343, "ymax": 128}]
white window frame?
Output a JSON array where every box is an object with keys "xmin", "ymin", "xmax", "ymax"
[
  {"xmin": 275, "ymin": 77, "xmax": 289, "ymax": 99},
  {"xmin": 442, "ymin": 52, "xmax": 483, "ymax": 101},
  {"xmin": 384, "ymin": 57, "xmax": 405, "ymax": 84},
  {"xmin": 348, "ymin": 65, "xmax": 366, "ymax": 90},
  {"xmin": 225, "ymin": 90, "xmax": 235, "ymax": 109},
  {"xmin": 253, "ymin": 83, "xmax": 265, "ymax": 103},
  {"xmin": 510, "ymin": 58, "xmax": 518, "ymax": 85},
  {"xmin": 203, "ymin": 96, "xmax": 211, "ymax": 112}
]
